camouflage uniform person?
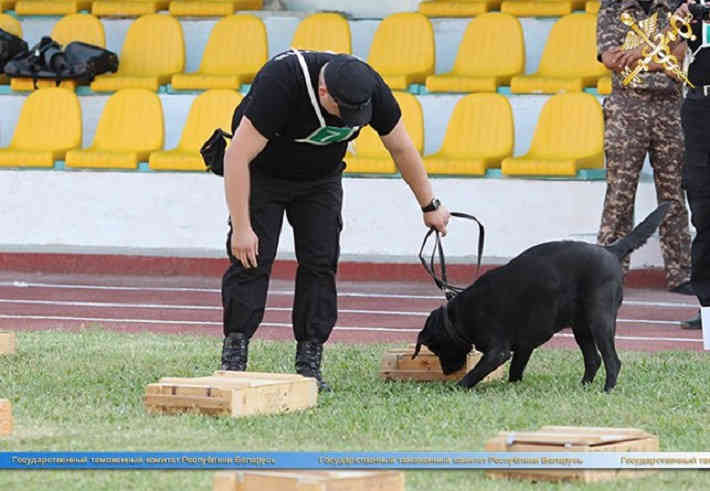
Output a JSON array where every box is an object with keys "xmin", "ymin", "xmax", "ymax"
[{"xmin": 596, "ymin": 0, "xmax": 693, "ymax": 293}]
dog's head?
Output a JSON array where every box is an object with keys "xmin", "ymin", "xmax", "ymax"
[{"xmin": 413, "ymin": 305, "xmax": 471, "ymax": 375}]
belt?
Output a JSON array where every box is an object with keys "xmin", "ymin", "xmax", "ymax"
[{"xmin": 686, "ymin": 85, "xmax": 710, "ymax": 98}]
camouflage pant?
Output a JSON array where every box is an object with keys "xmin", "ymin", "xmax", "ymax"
[{"xmin": 598, "ymin": 90, "xmax": 691, "ymax": 288}]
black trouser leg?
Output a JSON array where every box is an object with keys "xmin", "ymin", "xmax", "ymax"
[
  {"xmin": 684, "ymin": 147, "xmax": 710, "ymax": 306},
  {"xmin": 286, "ymin": 173, "xmax": 343, "ymax": 343},
  {"xmin": 221, "ymin": 172, "xmax": 286, "ymax": 338}
]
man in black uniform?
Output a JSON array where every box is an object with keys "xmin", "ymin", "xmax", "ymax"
[{"xmin": 220, "ymin": 50, "xmax": 451, "ymax": 390}]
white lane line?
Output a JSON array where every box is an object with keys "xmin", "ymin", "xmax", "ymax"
[
  {"xmin": 0, "ymin": 281, "xmax": 700, "ymax": 308},
  {"xmin": 0, "ymin": 314, "xmax": 702, "ymax": 343}
]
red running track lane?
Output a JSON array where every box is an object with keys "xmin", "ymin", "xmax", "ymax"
[{"xmin": 0, "ymin": 272, "xmax": 704, "ymax": 352}]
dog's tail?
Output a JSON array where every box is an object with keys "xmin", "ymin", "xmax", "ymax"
[{"xmin": 604, "ymin": 201, "xmax": 670, "ymax": 260}]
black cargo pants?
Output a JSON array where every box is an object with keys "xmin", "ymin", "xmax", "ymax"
[{"xmin": 221, "ymin": 167, "xmax": 343, "ymax": 343}]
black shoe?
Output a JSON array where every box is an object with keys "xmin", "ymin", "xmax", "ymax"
[
  {"xmin": 681, "ymin": 312, "xmax": 702, "ymax": 330},
  {"xmin": 221, "ymin": 332, "xmax": 249, "ymax": 371},
  {"xmin": 669, "ymin": 281, "xmax": 694, "ymax": 296},
  {"xmin": 295, "ymin": 341, "xmax": 332, "ymax": 393}
]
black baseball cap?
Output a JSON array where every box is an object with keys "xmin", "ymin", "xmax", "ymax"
[{"xmin": 323, "ymin": 55, "xmax": 376, "ymax": 127}]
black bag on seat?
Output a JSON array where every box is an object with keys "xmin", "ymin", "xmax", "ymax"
[
  {"xmin": 63, "ymin": 41, "xmax": 118, "ymax": 82},
  {"xmin": 0, "ymin": 28, "xmax": 29, "ymax": 72},
  {"xmin": 200, "ymin": 128, "xmax": 232, "ymax": 176}
]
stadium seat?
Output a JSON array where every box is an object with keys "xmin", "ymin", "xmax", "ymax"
[
  {"xmin": 0, "ymin": 0, "xmax": 16, "ymax": 11},
  {"xmin": 423, "ymin": 94, "xmax": 513, "ymax": 175},
  {"xmin": 149, "ymin": 89, "xmax": 242, "ymax": 171},
  {"xmin": 11, "ymin": 14, "xmax": 106, "ymax": 91},
  {"xmin": 170, "ymin": 15, "xmax": 266, "ymax": 91},
  {"xmin": 15, "ymin": 0, "xmax": 91, "ymax": 15},
  {"xmin": 501, "ymin": 0, "xmax": 586, "ymax": 16},
  {"xmin": 344, "ymin": 91, "xmax": 423, "ymax": 174},
  {"xmin": 425, "ymin": 13, "xmax": 524, "ymax": 93},
  {"xmin": 367, "ymin": 12, "xmax": 435, "ymax": 91},
  {"xmin": 0, "ymin": 88, "xmax": 81, "ymax": 168},
  {"xmin": 0, "ymin": 14, "xmax": 21, "ymax": 36},
  {"xmin": 597, "ymin": 75, "xmax": 611, "ymax": 94},
  {"xmin": 418, "ymin": 0, "xmax": 502, "ymax": 17},
  {"xmin": 291, "ymin": 12, "xmax": 351, "ymax": 54},
  {"xmin": 92, "ymin": 0, "xmax": 170, "ymax": 18},
  {"xmin": 586, "ymin": 0, "xmax": 600, "ymax": 13},
  {"xmin": 169, "ymin": 0, "xmax": 261, "ymax": 17},
  {"xmin": 65, "ymin": 88, "xmax": 164, "ymax": 169},
  {"xmin": 91, "ymin": 14, "xmax": 184, "ymax": 92},
  {"xmin": 510, "ymin": 13, "xmax": 608, "ymax": 94},
  {"xmin": 501, "ymin": 93, "xmax": 603, "ymax": 176}
]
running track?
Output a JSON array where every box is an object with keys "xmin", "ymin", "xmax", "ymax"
[{"xmin": 0, "ymin": 272, "xmax": 704, "ymax": 353}]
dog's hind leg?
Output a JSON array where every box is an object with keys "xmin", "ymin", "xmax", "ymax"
[
  {"xmin": 508, "ymin": 348, "xmax": 533, "ymax": 383},
  {"xmin": 589, "ymin": 318, "xmax": 621, "ymax": 392},
  {"xmin": 572, "ymin": 325, "xmax": 602, "ymax": 385},
  {"xmin": 457, "ymin": 348, "xmax": 512, "ymax": 389}
]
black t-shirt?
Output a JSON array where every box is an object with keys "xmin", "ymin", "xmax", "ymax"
[
  {"xmin": 687, "ymin": 19, "xmax": 710, "ymax": 87},
  {"xmin": 231, "ymin": 50, "xmax": 402, "ymax": 181}
]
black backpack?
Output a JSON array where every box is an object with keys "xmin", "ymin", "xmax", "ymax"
[{"xmin": 0, "ymin": 28, "xmax": 29, "ymax": 72}]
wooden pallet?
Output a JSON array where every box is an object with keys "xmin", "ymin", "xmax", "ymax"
[
  {"xmin": 145, "ymin": 371, "xmax": 318, "ymax": 418},
  {"xmin": 0, "ymin": 331, "xmax": 15, "ymax": 355},
  {"xmin": 214, "ymin": 470, "xmax": 405, "ymax": 491},
  {"xmin": 0, "ymin": 400, "xmax": 11, "ymax": 436},
  {"xmin": 380, "ymin": 344, "xmax": 506, "ymax": 382},
  {"xmin": 484, "ymin": 426, "xmax": 659, "ymax": 482}
]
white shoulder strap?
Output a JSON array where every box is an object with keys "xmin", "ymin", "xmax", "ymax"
[{"xmin": 292, "ymin": 48, "xmax": 326, "ymax": 128}]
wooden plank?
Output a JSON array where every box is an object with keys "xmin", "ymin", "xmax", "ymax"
[
  {"xmin": 0, "ymin": 399, "xmax": 11, "ymax": 436},
  {"xmin": 484, "ymin": 426, "xmax": 659, "ymax": 483},
  {"xmin": 0, "ymin": 332, "xmax": 15, "ymax": 355},
  {"xmin": 214, "ymin": 470, "xmax": 405, "ymax": 491}
]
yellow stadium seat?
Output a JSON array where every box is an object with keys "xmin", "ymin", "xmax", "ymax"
[
  {"xmin": 501, "ymin": 0, "xmax": 585, "ymax": 16},
  {"xmin": 0, "ymin": 0, "xmax": 16, "ymax": 11},
  {"xmin": 149, "ymin": 89, "xmax": 242, "ymax": 171},
  {"xmin": 597, "ymin": 75, "xmax": 611, "ymax": 94},
  {"xmin": 92, "ymin": 0, "xmax": 169, "ymax": 16},
  {"xmin": 0, "ymin": 14, "xmax": 21, "ymax": 36},
  {"xmin": 65, "ymin": 88, "xmax": 163, "ymax": 169},
  {"xmin": 15, "ymin": 0, "xmax": 91, "ymax": 15},
  {"xmin": 425, "ymin": 13, "xmax": 524, "ymax": 93},
  {"xmin": 171, "ymin": 15, "xmax": 266, "ymax": 91},
  {"xmin": 91, "ymin": 14, "xmax": 184, "ymax": 92},
  {"xmin": 11, "ymin": 15, "xmax": 105, "ymax": 91},
  {"xmin": 418, "ymin": 0, "xmax": 502, "ymax": 17},
  {"xmin": 344, "ymin": 91, "xmax": 423, "ymax": 174},
  {"xmin": 291, "ymin": 12, "xmax": 351, "ymax": 54},
  {"xmin": 168, "ymin": 0, "xmax": 261, "ymax": 16},
  {"xmin": 424, "ymin": 94, "xmax": 513, "ymax": 176},
  {"xmin": 585, "ymin": 0, "xmax": 600, "ymax": 13},
  {"xmin": 0, "ymin": 88, "xmax": 81, "ymax": 168},
  {"xmin": 501, "ymin": 93, "xmax": 603, "ymax": 176},
  {"xmin": 367, "ymin": 13, "xmax": 435, "ymax": 91},
  {"xmin": 511, "ymin": 13, "xmax": 607, "ymax": 94}
]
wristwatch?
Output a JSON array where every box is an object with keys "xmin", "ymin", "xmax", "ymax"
[{"xmin": 421, "ymin": 198, "xmax": 441, "ymax": 213}]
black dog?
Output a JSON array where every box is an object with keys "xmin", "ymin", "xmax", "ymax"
[{"xmin": 413, "ymin": 202, "xmax": 670, "ymax": 392}]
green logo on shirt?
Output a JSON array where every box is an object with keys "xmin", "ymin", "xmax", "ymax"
[{"xmin": 296, "ymin": 125, "xmax": 358, "ymax": 145}]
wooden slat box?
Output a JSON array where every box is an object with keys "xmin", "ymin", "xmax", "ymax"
[
  {"xmin": 0, "ymin": 399, "xmax": 11, "ymax": 436},
  {"xmin": 484, "ymin": 425, "xmax": 659, "ymax": 482},
  {"xmin": 145, "ymin": 371, "xmax": 318, "ymax": 418},
  {"xmin": 0, "ymin": 331, "xmax": 15, "ymax": 355},
  {"xmin": 214, "ymin": 470, "xmax": 405, "ymax": 491},
  {"xmin": 380, "ymin": 344, "xmax": 506, "ymax": 382}
]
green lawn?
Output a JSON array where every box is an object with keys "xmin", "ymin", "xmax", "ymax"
[{"xmin": 0, "ymin": 328, "xmax": 708, "ymax": 490}]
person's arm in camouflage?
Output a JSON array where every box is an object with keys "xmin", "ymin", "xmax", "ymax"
[{"xmin": 598, "ymin": 0, "xmax": 626, "ymax": 71}]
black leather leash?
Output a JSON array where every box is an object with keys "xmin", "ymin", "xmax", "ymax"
[{"xmin": 418, "ymin": 212, "xmax": 485, "ymax": 301}]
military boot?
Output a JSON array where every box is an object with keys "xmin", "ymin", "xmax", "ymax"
[
  {"xmin": 295, "ymin": 341, "xmax": 331, "ymax": 392},
  {"xmin": 221, "ymin": 332, "xmax": 248, "ymax": 371}
]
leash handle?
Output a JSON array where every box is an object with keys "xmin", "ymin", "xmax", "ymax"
[{"xmin": 418, "ymin": 212, "xmax": 485, "ymax": 300}]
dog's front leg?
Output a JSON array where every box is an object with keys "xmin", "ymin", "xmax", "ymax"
[{"xmin": 457, "ymin": 349, "xmax": 512, "ymax": 389}]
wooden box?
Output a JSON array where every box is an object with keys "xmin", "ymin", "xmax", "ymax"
[
  {"xmin": 145, "ymin": 371, "xmax": 318, "ymax": 418},
  {"xmin": 380, "ymin": 344, "xmax": 505, "ymax": 382},
  {"xmin": 0, "ymin": 399, "xmax": 11, "ymax": 436},
  {"xmin": 484, "ymin": 426, "xmax": 659, "ymax": 482},
  {"xmin": 0, "ymin": 331, "xmax": 15, "ymax": 355},
  {"xmin": 214, "ymin": 470, "xmax": 405, "ymax": 491}
]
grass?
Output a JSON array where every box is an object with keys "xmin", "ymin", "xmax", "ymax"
[{"xmin": 0, "ymin": 328, "xmax": 708, "ymax": 490}]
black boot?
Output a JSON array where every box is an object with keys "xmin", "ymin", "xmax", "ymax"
[
  {"xmin": 221, "ymin": 332, "xmax": 248, "ymax": 371},
  {"xmin": 295, "ymin": 341, "xmax": 331, "ymax": 393},
  {"xmin": 681, "ymin": 311, "xmax": 702, "ymax": 330}
]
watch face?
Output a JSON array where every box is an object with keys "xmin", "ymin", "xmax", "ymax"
[{"xmin": 432, "ymin": 198, "xmax": 440, "ymax": 209}]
